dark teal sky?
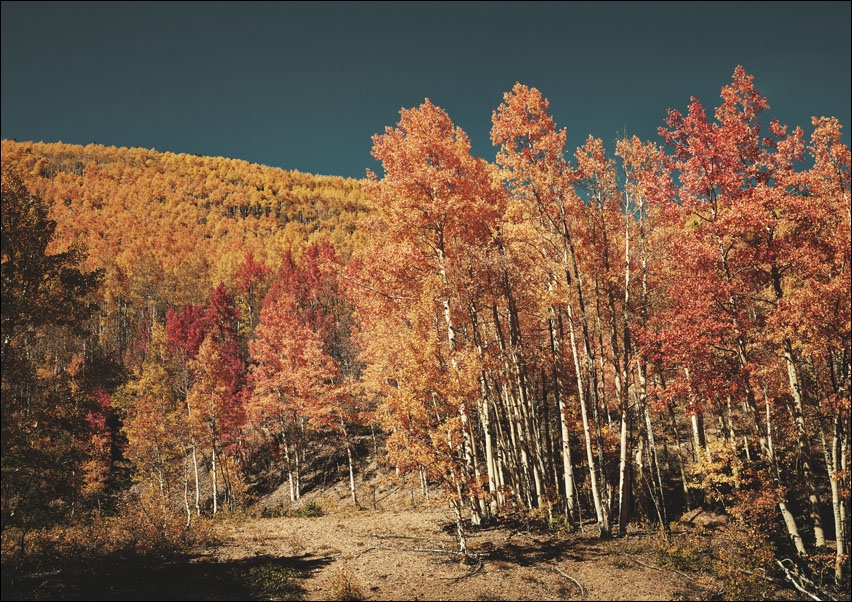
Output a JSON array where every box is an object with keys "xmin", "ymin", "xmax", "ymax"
[{"xmin": 2, "ymin": 1, "xmax": 850, "ymax": 179}]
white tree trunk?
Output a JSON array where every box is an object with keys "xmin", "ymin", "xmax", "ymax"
[
  {"xmin": 347, "ymin": 443, "xmax": 358, "ymax": 507},
  {"xmin": 211, "ymin": 440, "xmax": 218, "ymax": 515},
  {"xmin": 822, "ymin": 413, "xmax": 848, "ymax": 584},
  {"xmin": 566, "ymin": 303, "xmax": 609, "ymax": 535},
  {"xmin": 192, "ymin": 443, "xmax": 201, "ymax": 516},
  {"xmin": 783, "ymin": 343, "xmax": 826, "ymax": 547},
  {"xmin": 183, "ymin": 452, "xmax": 192, "ymax": 528}
]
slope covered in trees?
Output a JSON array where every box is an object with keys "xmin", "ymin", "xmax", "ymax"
[
  {"xmin": 1, "ymin": 140, "xmax": 367, "ymax": 314},
  {"xmin": 1, "ymin": 67, "xmax": 849, "ymax": 600}
]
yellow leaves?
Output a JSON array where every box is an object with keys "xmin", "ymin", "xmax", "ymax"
[
  {"xmin": 3, "ymin": 140, "xmax": 367, "ymax": 328},
  {"xmin": 689, "ymin": 440, "xmax": 749, "ymax": 508},
  {"xmin": 80, "ymin": 455, "xmax": 109, "ymax": 497}
]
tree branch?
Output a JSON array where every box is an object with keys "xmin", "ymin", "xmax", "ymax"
[{"xmin": 553, "ymin": 565, "xmax": 586, "ymax": 598}]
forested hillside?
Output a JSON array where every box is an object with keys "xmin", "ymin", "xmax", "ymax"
[{"xmin": 2, "ymin": 67, "xmax": 849, "ymax": 600}]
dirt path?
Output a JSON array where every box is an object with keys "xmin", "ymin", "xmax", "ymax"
[{"xmin": 199, "ymin": 503, "xmax": 717, "ymax": 601}]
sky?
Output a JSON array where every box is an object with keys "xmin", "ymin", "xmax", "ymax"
[{"xmin": 2, "ymin": 1, "xmax": 850, "ymax": 180}]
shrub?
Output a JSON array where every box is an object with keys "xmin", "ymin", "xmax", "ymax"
[
  {"xmin": 0, "ymin": 491, "xmax": 216, "ymax": 600},
  {"xmin": 261, "ymin": 503, "xmax": 288, "ymax": 518},
  {"xmin": 238, "ymin": 564, "xmax": 304, "ymax": 600},
  {"xmin": 295, "ymin": 501, "xmax": 324, "ymax": 518},
  {"xmin": 711, "ymin": 522, "xmax": 776, "ymax": 601},
  {"xmin": 652, "ymin": 529, "xmax": 712, "ymax": 573},
  {"xmin": 327, "ymin": 562, "xmax": 364, "ymax": 601}
]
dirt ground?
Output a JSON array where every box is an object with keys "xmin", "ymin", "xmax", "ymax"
[
  {"xmin": 197, "ymin": 475, "xmax": 724, "ymax": 601},
  {"xmin": 5, "ymin": 466, "xmax": 814, "ymax": 602},
  {"xmin": 205, "ymin": 510, "xmax": 700, "ymax": 601}
]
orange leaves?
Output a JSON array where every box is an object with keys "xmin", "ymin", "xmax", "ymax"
[
  {"xmin": 250, "ymin": 286, "xmax": 336, "ymax": 417},
  {"xmin": 115, "ymin": 344, "xmax": 185, "ymax": 483},
  {"xmin": 246, "ymin": 241, "xmax": 359, "ymax": 446},
  {"xmin": 369, "ymin": 99, "xmax": 500, "ymax": 251},
  {"xmin": 187, "ymin": 336, "xmax": 235, "ymax": 430},
  {"xmin": 1, "ymin": 139, "xmax": 368, "ymax": 356},
  {"xmin": 2, "ymin": 67, "xmax": 849, "ymax": 540},
  {"xmin": 356, "ymin": 98, "xmax": 502, "ymax": 498},
  {"xmin": 492, "ymin": 83, "xmax": 575, "ymax": 226},
  {"xmin": 615, "ymin": 135, "xmax": 672, "ymax": 209},
  {"xmin": 492, "ymin": 83, "xmax": 566, "ymax": 171}
]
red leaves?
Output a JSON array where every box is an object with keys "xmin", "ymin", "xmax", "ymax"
[
  {"xmin": 649, "ymin": 66, "xmax": 851, "ymax": 433},
  {"xmin": 247, "ymin": 241, "xmax": 357, "ymax": 443},
  {"xmin": 166, "ymin": 303, "xmax": 207, "ymax": 360},
  {"xmin": 233, "ymin": 252, "xmax": 271, "ymax": 296}
]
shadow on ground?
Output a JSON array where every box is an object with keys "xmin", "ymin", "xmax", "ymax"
[{"xmin": 3, "ymin": 552, "xmax": 334, "ymax": 601}]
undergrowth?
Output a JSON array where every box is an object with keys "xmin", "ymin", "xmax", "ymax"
[
  {"xmin": 235, "ymin": 563, "xmax": 305, "ymax": 600},
  {"xmin": 327, "ymin": 561, "xmax": 364, "ymax": 601},
  {"xmin": 261, "ymin": 499, "xmax": 326, "ymax": 518},
  {"xmin": 1, "ymin": 491, "xmax": 217, "ymax": 601}
]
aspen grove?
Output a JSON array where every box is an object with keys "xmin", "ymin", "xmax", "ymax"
[{"xmin": 2, "ymin": 67, "xmax": 849, "ymax": 591}]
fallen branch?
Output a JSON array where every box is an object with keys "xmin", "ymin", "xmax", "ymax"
[
  {"xmin": 354, "ymin": 546, "xmax": 377, "ymax": 559},
  {"xmin": 443, "ymin": 558, "xmax": 484, "ymax": 582},
  {"xmin": 371, "ymin": 544, "xmax": 489, "ymax": 563},
  {"xmin": 374, "ymin": 545, "xmax": 453, "ymax": 555},
  {"xmin": 371, "ymin": 533, "xmax": 444, "ymax": 547},
  {"xmin": 553, "ymin": 565, "xmax": 585, "ymax": 598},
  {"xmin": 775, "ymin": 559, "xmax": 824, "ymax": 602},
  {"xmin": 369, "ymin": 535, "xmax": 492, "ymax": 562}
]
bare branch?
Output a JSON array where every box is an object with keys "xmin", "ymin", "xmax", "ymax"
[
  {"xmin": 553, "ymin": 565, "xmax": 586, "ymax": 598},
  {"xmin": 775, "ymin": 559, "xmax": 825, "ymax": 602}
]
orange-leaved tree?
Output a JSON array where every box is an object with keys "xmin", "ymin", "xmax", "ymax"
[
  {"xmin": 352, "ymin": 99, "xmax": 504, "ymax": 553},
  {"xmin": 247, "ymin": 244, "xmax": 362, "ymax": 504},
  {"xmin": 655, "ymin": 66, "xmax": 851, "ymax": 564}
]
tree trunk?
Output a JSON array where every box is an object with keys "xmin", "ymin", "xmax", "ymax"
[
  {"xmin": 560, "ymin": 213, "xmax": 610, "ymax": 537},
  {"xmin": 635, "ymin": 360, "xmax": 668, "ymax": 530},
  {"xmin": 566, "ymin": 302, "xmax": 610, "ymax": 536},
  {"xmin": 452, "ymin": 481, "xmax": 468, "ymax": 556},
  {"xmin": 644, "ymin": 400, "xmax": 668, "ymax": 531},
  {"xmin": 667, "ymin": 403, "xmax": 692, "ymax": 510},
  {"xmin": 783, "ymin": 341, "xmax": 826, "ymax": 547},
  {"xmin": 549, "ymin": 310, "xmax": 578, "ymax": 524},
  {"xmin": 183, "ymin": 451, "xmax": 192, "ymax": 528},
  {"xmin": 690, "ymin": 412, "xmax": 707, "ymax": 462},
  {"xmin": 347, "ymin": 442, "xmax": 358, "ymax": 507},
  {"xmin": 683, "ymin": 368, "xmax": 709, "ymax": 463},
  {"xmin": 479, "ymin": 373, "xmax": 500, "ymax": 513},
  {"xmin": 437, "ymin": 246, "xmax": 481, "ymax": 526},
  {"xmin": 617, "ymin": 406, "xmax": 630, "ymax": 535},
  {"xmin": 211, "ymin": 436, "xmax": 218, "ymax": 515},
  {"xmin": 616, "ymin": 208, "xmax": 633, "ymax": 537},
  {"xmin": 822, "ymin": 411, "xmax": 848, "ymax": 584},
  {"xmin": 761, "ymin": 388, "xmax": 808, "ymax": 557},
  {"xmin": 192, "ymin": 443, "xmax": 201, "ymax": 516},
  {"xmin": 283, "ymin": 434, "xmax": 300, "ymax": 502}
]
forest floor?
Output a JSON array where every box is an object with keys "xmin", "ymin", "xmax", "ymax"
[
  {"xmin": 204, "ymin": 485, "xmax": 719, "ymax": 601},
  {"xmin": 182, "ymin": 457, "xmax": 805, "ymax": 602},
  {"xmin": 3, "ymin": 451, "xmax": 819, "ymax": 602}
]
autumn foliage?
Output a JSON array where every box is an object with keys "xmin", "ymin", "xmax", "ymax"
[{"xmin": 1, "ymin": 67, "xmax": 849, "ymax": 596}]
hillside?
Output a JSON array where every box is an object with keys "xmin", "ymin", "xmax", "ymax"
[
  {"xmin": 1, "ymin": 139, "xmax": 368, "ymax": 310},
  {"xmin": 2, "ymin": 86, "xmax": 849, "ymax": 602}
]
